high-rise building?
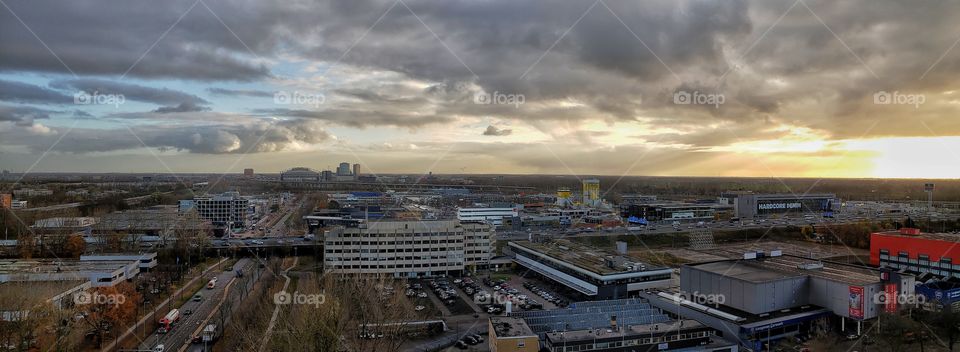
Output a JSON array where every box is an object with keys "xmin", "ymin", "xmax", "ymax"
[
  {"xmin": 353, "ymin": 163, "xmax": 360, "ymax": 180},
  {"xmin": 0, "ymin": 194, "xmax": 11, "ymax": 209},
  {"xmin": 337, "ymin": 162, "xmax": 351, "ymax": 176},
  {"xmin": 582, "ymin": 178, "xmax": 601, "ymax": 207},
  {"xmin": 243, "ymin": 168, "xmax": 254, "ymax": 177}
]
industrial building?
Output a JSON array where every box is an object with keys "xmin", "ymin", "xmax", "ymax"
[
  {"xmin": 731, "ymin": 193, "xmax": 838, "ymax": 218},
  {"xmin": 321, "ymin": 220, "xmax": 494, "ymax": 277},
  {"xmin": 509, "ymin": 240, "xmax": 672, "ymax": 299},
  {"xmin": 871, "ymin": 228, "xmax": 960, "ymax": 278},
  {"xmin": 644, "ymin": 251, "xmax": 917, "ymax": 349},
  {"xmin": 507, "ymin": 299, "xmax": 738, "ymax": 352}
]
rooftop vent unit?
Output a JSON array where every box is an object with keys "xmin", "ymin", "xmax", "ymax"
[{"xmin": 797, "ymin": 262, "xmax": 824, "ymax": 270}]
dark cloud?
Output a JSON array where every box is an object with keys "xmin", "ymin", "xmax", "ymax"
[
  {"xmin": 0, "ymin": 105, "xmax": 54, "ymax": 125},
  {"xmin": 152, "ymin": 102, "xmax": 211, "ymax": 114},
  {"xmin": 256, "ymin": 108, "xmax": 452, "ymax": 128},
  {"xmin": 482, "ymin": 125, "xmax": 512, "ymax": 136},
  {"xmin": 0, "ymin": 79, "xmax": 72, "ymax": 104},
  {"xmin": 50, "ymin": 79, "xmax": 208, "ymax": 106},
  {"xmin": 207, "ymin": 87, "xmax": 273, "ymax": 97},
  {"xmin": 0, "ymin": 118, "xmax": 332, "ymax": 154}
]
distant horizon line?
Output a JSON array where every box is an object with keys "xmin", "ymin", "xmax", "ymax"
[{"xmin": 1, "ymin": 171, "xmax": 957, "ymax": 181}]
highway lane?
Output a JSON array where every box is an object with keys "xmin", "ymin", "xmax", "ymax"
[
  {"xmin": 185, "ymin": 256, "xmax": 267, "ymax": 352},
  {"xmin": 137, "ymin": 259, "xmax": 254, "ymax": 352}
]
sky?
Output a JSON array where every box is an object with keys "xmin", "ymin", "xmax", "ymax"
[{"xmin": 1, "ymin": 0, "xmax": 959, "ymax": 178}]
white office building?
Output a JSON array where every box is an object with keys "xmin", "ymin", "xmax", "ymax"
[
  {"xmin": 189, "ymin": 192, "xmax": 249, "ymax": 228},
  {"xmin": 457, "ymin": 207, "xmax": 518, "ymax": 227},
  {"xmin": 322, "ymin": 220, "xmax": 494, "ymax": 277}
]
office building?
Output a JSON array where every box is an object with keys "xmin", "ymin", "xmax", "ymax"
[
  {"xmin": 871, "ymin": 228, "xmax": 960, "ymax": 278},
  {"xmin": 322, "ymin": 220, "xmax": 494, "ymax": 277},
  {"xmin": 280, "ymin": 167, "xmax": 320, "ymax": 182},
  {"xmin": 732, "ymin": 193, "xmax": 837, "ymax": 218},
  {"xmin": 190, "ymin": 192, "xmax": 249, "ymax": 228},
  {"xmin": 337, "ymin": 162, "xmax": 351, "ymax": 176},
  {"xmin": 353, "ymin": 163, "xmax": 361, "ymax": 180},
  {"xmin": 243, "ymin": 168, "xmax": 254, "ymax": 177},
  {"xmin": 510, "ymin": 240, "xmax": 672, "ymax": 299},
  {"xmin": 0, "ymin": 194, "xmax": 11, "ymax": 209},
  {"xmin": 582, "ymin": 179, "xmax": 601, "ymax": 207},
  {"xmin": 0, "ymin": 259, "xmax": 141, "ymax": 287},
  {"xmin": 620, "ymin": 202, "xmax": 716, "ymax": 222},
  {"xmin": 457, "ymin": 206, "xmax": 518, "ymax": 227}
]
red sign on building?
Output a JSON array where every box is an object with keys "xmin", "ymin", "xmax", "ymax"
[
  {"xmin": 849, "ymin": 286, "xmax": 864, "ymax": 319},
  {"xmin": 884, "ymin": 283, "xmax": 898, "ymax": 313}
]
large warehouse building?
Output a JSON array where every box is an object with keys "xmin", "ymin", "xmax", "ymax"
[
  {"xmin": 509, "ymin": 240, "xmax": 672, "ymax": 300},
  {"xmin": 644, "ymin": 252, "xmax": 916, "ymax": 350},
  {"xmin": 732, "ymin": 193, "xmax": 838, "ymax": 218}
]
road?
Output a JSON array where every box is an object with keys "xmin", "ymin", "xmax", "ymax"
[{"xmin": 137, "ymin": 259, "xmax": 255, "ymax": 352}]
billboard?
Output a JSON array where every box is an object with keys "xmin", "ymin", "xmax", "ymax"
[
  {"xmin": 884, "ymin": 284, "xmax": 898, "ymax": 313},
  {"xmin": 0, "ymin": 194, "xmax": 10, "ymax": 209},
  {"xmin": 849, "ymin": 286, "xmax": 864, "ymax": 319}
]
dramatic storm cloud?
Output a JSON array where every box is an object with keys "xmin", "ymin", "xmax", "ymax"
[{"xmin": 2, "ymin": 0, "xmax": 960, "ymax": 177}]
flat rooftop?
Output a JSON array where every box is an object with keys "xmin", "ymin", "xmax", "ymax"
[
  {"xmin": 545, "ymin": 319, "xmax": 703, "ymax": 342},
  {"xmin": 0, "ymin": 259, "xmax": 133, "ymax": 276},
  {"xmin": 490, "ymin": 317, "xmax": 536, "ymax": 338},
  {"xmin": 689, "ymin": 254, "xmax": 883, "ymax": 286},
  {"xmin": 874, "ymin": 230, "xmax": 960, "ymax": 243},
  {"xmin": 511, "ymin": 240, "xmax": 664, "ymax": 275},
  {"xmin": 692, "ymin": 261, "xmax": 801, "ymax": 283},
  {"xmin": 0, "ymin": 280, "xmax": 88, "ymax": 309}
]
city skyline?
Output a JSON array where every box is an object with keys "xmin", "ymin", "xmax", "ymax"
[{"xmin": 3, "ymin": 0, "xmax": 960, "ymax": 179}]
